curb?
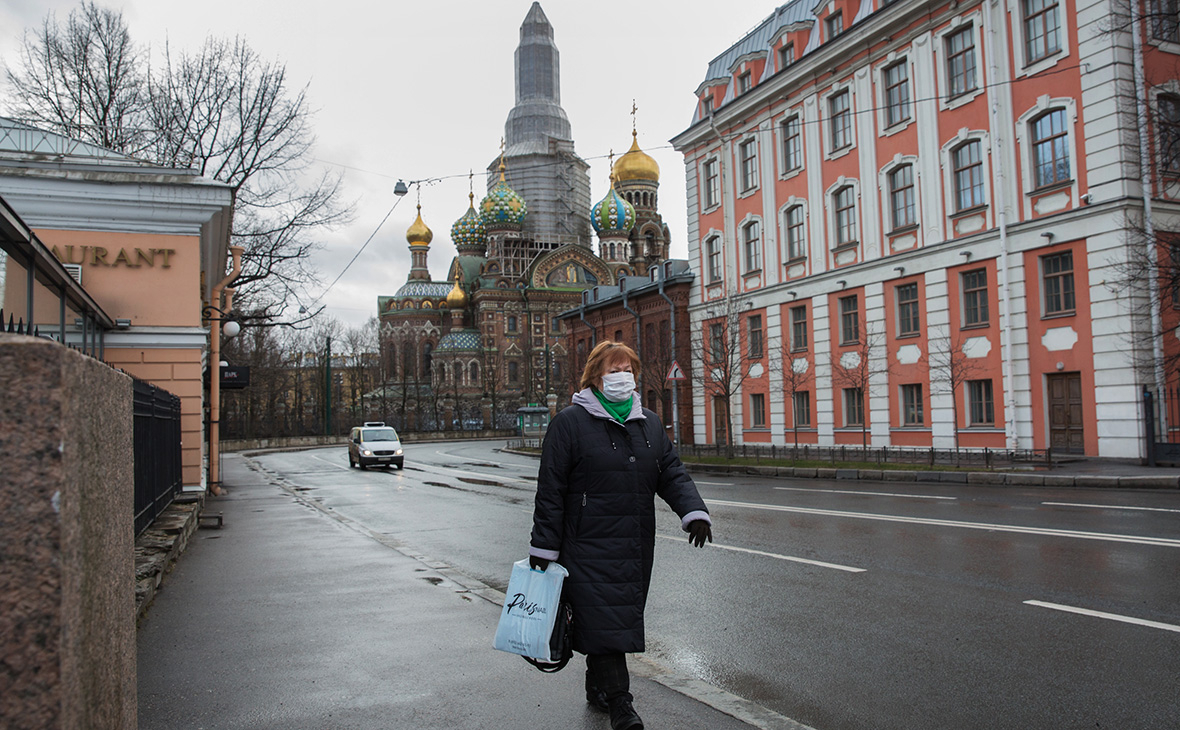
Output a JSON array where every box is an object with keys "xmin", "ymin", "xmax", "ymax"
[
  {"xmin": 500, "ymin": 448, "xmax": 1180, "ymax": 489},
  {"xmin": 134, "ymin": 492, "xmax": 206, "ymax": 626}
]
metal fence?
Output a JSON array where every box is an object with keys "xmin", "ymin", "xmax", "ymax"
[
  {"xmin": 133, "ymin": 378, "xmax": 183, "ymax": 536},
  {"xmin": 675, "ymin": 442, "xmax": 1053, "ymax": 469}
]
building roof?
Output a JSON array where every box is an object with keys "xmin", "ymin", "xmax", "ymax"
[{"xmin": 393, "ymin": 281, "xmax": 453, "ymax": 299}]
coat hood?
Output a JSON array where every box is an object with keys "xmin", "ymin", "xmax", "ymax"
[{"xmin": 572, "ymin": 387, "xmax": 646, "ymax": 422}]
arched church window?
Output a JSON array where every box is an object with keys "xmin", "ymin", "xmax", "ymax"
[
  {"xmin": 470, "ymin": 362, "xmax": 479, "ymax": 383},
  {"xmin": 403, "ymin": 346, "xmax": 415, "ymax": 378},
  {"xmin": 454, "ymin": 361, "xmax": 463, "ymax": 385},
  {"xmin": 423, "ymin": 342, "xmax": 433, "ymax": 374},
  {"xmin": 645, "ymin": 231, "xmax": 655, "ymax": 254}
]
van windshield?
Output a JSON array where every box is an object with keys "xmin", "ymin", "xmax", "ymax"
[{"xmin": 362, "ymin": 428, "xmax": 398, "ymax": 442}]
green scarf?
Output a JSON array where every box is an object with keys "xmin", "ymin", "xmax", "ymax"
[{"xmin": 592, "ymin": 388, "xmax": 632, "ymax": 424}]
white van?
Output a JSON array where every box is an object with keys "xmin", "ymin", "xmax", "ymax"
[{"xmin": 348, "ymin": 422, "xmax": 404, "ymax": 469}]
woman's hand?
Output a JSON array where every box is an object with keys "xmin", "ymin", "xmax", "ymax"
[
  {"xmin": 529, "ymin": 555, "xmax": 550, "ymax": 571},
  {"xmin": 687, "ymin": 520, "xmax": 712, "ymax": 548}
]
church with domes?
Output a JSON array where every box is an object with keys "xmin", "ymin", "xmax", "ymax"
[{"xmin": 374, "ymin": 2, "xmax": 672, "ymax": 430}]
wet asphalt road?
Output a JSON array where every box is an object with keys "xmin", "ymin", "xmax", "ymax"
[{"xmin": 249, "ymin": 442, "xmax": 1180, "ymax": 730}]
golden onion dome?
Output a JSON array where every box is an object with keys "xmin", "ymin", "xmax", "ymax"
[
  {"xmin": 445, "ymin": 279, "xmax": 467, "ymax": 309},
  {"xmin": 406, "ymin": 205, "xmax": 433, "ymax": 245},
  {"xmin": 612, "ymin": 130, "xmax": 660, "ymax": 182}
]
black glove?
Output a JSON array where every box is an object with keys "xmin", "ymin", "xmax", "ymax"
[
  {"xmin": 529, "ymin": 555, "xmax": 549, "ymax": 571},
  {"xmin": 688, "ymin": 520, "xmax": 712, "ymax": 548}
]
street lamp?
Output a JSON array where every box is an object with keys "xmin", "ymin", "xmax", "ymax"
[{"xmin": 204, "ymin": 245, "xmax": 244, "ymax": 495}]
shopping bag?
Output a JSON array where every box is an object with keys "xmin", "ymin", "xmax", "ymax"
[{"xmin": 493, "ymin": 559, "xmax": 569, "ymax": 662}]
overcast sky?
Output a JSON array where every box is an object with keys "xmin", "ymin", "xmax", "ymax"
[{"xmin": 0, "ymin": 0, "xmax": 775, "ymax": 328}]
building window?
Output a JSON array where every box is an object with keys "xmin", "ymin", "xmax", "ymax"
[
  {"xmin": 884, "ymin": 61, "xmax": 911, "ymax": 126},
  {"xmin": 1024, "ymin": 0, "xmax": 1061, "ymax": 62},
  {"xmin": 706, "ymin": 236, "xmax": 721, "ymax": 283},
  {"xmin": 1042, "ymin": 250, "xmax": 1076, "ymax": 316},
  {"xmin": 739, "ymin": 139, "xmax": 759, "ymax": 191},
  {"xmin": 967, "ymin": 379, "xmax": 995, "ymax": 426},
  {"xmin": 896, "ymin": 283, "xmax": 920, "ymax": 337},
  {"xmin": 1151, "ymin": 0, "xmax": 1179, "ymax": 42},
  {"xmin": 423, "ymin": 343, "xmax": 433, "ymax": 374},
  {"xmin": 1161, "ymin": 94, "xmax": 1180, "ymax": 174},
  {"xmin": 953, "ymin": 141, "xmax": 985, "ymax": 211},
  {"xmin": 901, "ymin": 384, "xmax": 924, "ymax": 426},
  {"xmin": 508, "ymin": 361, "xmax": 519, "ymax": 383},
  {"xmin": 946, "ymin": 25, "xmax": 978, "ymax": 98},
  {"xmin": 790, "ymin": 305, "xmax": 808, "ymax": 351},
  {"xmin": 751, "ymin": 393, "xmax": 766, "ymax": 427},
  {"xmin": 738, "ymin": 71, "xmax": 752, "ymax": 95},
  {"xmin": 778, "ymin": 43, "xmax": 795, "ymax": 70},
  {"xmin": 962, "ymin": 268, "xmax": 990, "ymax": 327},
  {"xmin": 743, "ymin": 221, "xmax": 761, "ymax": 272},
  {"xmin": 470, "ymin": 362, "xmax": 480, "ymax": 383},
  {"xmin": 781, "ymin": 116, "xmax": 802, "ymax": 172},
  {"xmin": 793, "ymin": 391, "xmax": 812, "ymax": 427},
  {"xmin": 785, "ymin": 205, "xmax": 806, "ymax": 260},
  {"xmin": 748, "ymin": 314, "xmax": 764, "ymax": 359},
  {"xmin": 829, "ymin": 90, "xmax": 852, "ymax": 151},
  {"xmin": 702, "ymin": 159, "xmax": 719, "ymax": 208},
  {"xmin": 507, "ymin": 315, "xmax": 518, "ymax": 332},
  {"xmin": 826, "ymin": 11, "xmax": 844, "ymax": 40},
  {"xmin": 1032, "ymin": 109, "xmax": 1070, "ymax": 188},
  {"xmin": 844, "ymin": 387, "xmax": 865, "ymax": 426},
  {"xmin": 709, "ymin": 322, "xmax": 725, "ymax": 362},
  {"xmin": 889, "ymin": 165, "xmax": 916, "ymax": 230},
  {"xmin": 702, "ymin": 95, "xmax": 714, "ymax": 117},
  {"xmin": 834, "ymin": 186, "xmax": 857, "ymax": 246},
  {"xmin": 839, "ymin": 294, "xmax": 860, "ymax": 344}
]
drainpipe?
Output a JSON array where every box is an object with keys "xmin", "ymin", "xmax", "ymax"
[
  {"xmin": 987, "ymin": 17, "xmax": 1018, "ymax": 451},
  {"xmin": 579, "ymin": 291, "xmax": 595, "ymax": 347},
  {"xmin": 207, "ymin": 245, "xmax": 243, "ymax": 495},
  {"xmin": 658, "ymin": 266, "xmax": 682, "ymax": 445},
  {"xmin": 620, "ymin": 276, "xmax": 642, "ymax": 390},
  {"xmin": 1132, "ymin": 4, "xmax": 1165, "ymax": 442}
]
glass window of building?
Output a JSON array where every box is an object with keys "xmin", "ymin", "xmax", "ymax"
[
  {"xmin": 840, "ymin": 294, "xmax": 860, "ymax": 344},
  {"xmin": 706, "ymin": 235, "xmax": 721, "ymax": 283},
  {"xmin": 889, "ymin": 164, "xmax": 916, "ymax": 229},
  {"xmin": 791, "ymin": 305, "xmax": 808, "ymax": 351},
  {"xmin": 961, "ymin": 269, "xmax": 990, "ymax": 327},
  {"xmin": 953, "ymin": 141, "xmax": 985, "ymax": 211},
  {"xmin": 1032, "ymin": 109, "xmax": 1070, "ymax": 188},
  {"xmin": 748, "ymin": 314, "xmax": 764, "ymax": 359},
  {"xmin": 739, "ymin": 139, "xmax": 759, "ymax": 191},
  {"xmin": 844, "ymin": 387, "xmax": 865, "ymax": 426},
  {"xmin": 946, "ymin": 25, "xmax": 978, "ymax": 97},
  {"xmin": 751, "ymin": 393, "xmax": 766, "ymax": 427},
  {"xmin": 1024, "ymin": 0, "xmax": 1061, "ymax": 62},
  {"xmin": 901, "ymin": 384, "xmax": 924, "ymax": 426},
  {"xmin": 794, "ymin": 391, "xmax": 812, "ymax": 427},
  {"xmin": 968, "ymin": 379, "xmax": 995, "ymax": 425},
  {"xmin": 702, "ymin": 159, "xmax": 719, "ymax": 208},
  {"xmin": 884, "ymin": 61, "xmax": 911, "ymax": 126},
  {"xmin": 896, "ymin": 283, "xmax": 920, "ymax": 336},
  {"xmin": 829, "ymin": 90, "xmax": 852, "ymax": 150},
  {"xmin": 743, "ymin": 221, "xmax": 761, "ymax": 272},
  {"xmin": 834, "ymin": 186, "xmax": 857, "ymax": 245},
  {"xmin": 785, "ymin": 205, "xmax": 806, "ymax": 260},
  {"xmin": 1042, "ymin": 250, "xmax": 1075, "ymax": 315},
  {"xmin": 782, "ymin": 116, "xmax": 802, "ymax": 172}
]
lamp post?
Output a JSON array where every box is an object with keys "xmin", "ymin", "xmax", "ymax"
[{"xmin": 205, "ymin": 245, "xmax": 243, "ymax": 495}]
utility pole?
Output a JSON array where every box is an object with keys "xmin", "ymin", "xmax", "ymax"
[{"xmin": 325, "ymin": 336, "xmax": 332, "ymax": 435}]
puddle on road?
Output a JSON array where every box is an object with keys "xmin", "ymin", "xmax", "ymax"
[
  {"xmin": 421, "ymin": 576, "xmax": 444, "ymax": 586},
  {"xmin": 458, "ymin": 476, "xmax": 503, "ymax": 487},
  {"xmin": 463, "ymin": 462, "xmax": 501, "ymax": 469}
]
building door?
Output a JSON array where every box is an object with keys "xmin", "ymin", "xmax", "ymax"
[
  {"xmin": 713, "ymin": 395, "xmax": 728, "ymax": 446},
  {"xmin": 1047, "ymin": 373, "xmax": 1084, "ymax": 453}
]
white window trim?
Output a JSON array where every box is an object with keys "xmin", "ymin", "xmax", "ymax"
[
  {"xmin": 822, "ymin": 82, "xmax": 857, "ymax": 160},
  {"xmin": 699, "ymin": 154, "xmax": 722, "ymax": 214},
  {"xmin": 934, "ymin": 12, "xmax": 986, "ymax": 111},
  {"xmin": 825, "ymin": 176, "xmax": 862, "ymax": 252},
  {"xmin": 874, "ymin": 52, "xmax": 915, "ymax": 136},
  {"xmin": 779, "ymin": 197, "xmax": 810, "ymax": 264},
  {"xmin": 940, "ymin": 129, "xmax": 993, "ymax": 226},
  {"xmin": 776, "ymin": 109, "xmax": 806, "ymax": 180},
  {"xmin": 736, "ymin": 135, "xmax": 761, "ymax": 198},
  {"xmin": 703, "ymin": 228, "xmax": 725, "ymax": 287},
  {"xmin": 1008, "ymin": 0, "xmax": 1071, "ymax": 77},
  {"xmin": 877, "ymin": 153, "xmax": 923, "ymax": 235},
  {"xmin": 1012, "ymin": 96, "xmax": 1079, "ymax": 218},
  {"xmin": 738, "ymin": 213, "xmax": 765, "ymax": 275}
]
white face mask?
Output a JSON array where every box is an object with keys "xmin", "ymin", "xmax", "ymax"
[{"xmin": 600, "ymin": 371, "xmax": 635, "ymax": 402}]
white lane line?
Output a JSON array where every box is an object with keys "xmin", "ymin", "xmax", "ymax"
[
  {"xmin": 655, "ymin": 534, "xmax": 865, "ymax": 573},
  {"xmin": 776, "ymin": 486, "xmax": 956, "ymax": 501},
  {"xmin": 310, "ymin": 453, "xmax": 353, "ymax": 472},
  {"xmin": 694, "ymin": 480, "xmax": 734, "ymax": 486},
  {"xmin": 1024, "ymin": 601, "xmax": 1180, "ymax": 634},
  {"xmin": 705, "ymin": 498, "xmax": 1180, "ymax": 548},
  {"xmin": 1042, "ymin": 501, "xmax": 1180, "ymax": 514}
]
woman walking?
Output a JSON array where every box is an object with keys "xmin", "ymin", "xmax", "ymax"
[{"xmin": 529, "ymin": 341, "xmax": 713, "ymax": 730}]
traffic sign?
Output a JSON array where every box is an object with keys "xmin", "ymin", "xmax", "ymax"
[{"xmin": 666, "ymin": 361, "xmax": 686, "ymax": 381}]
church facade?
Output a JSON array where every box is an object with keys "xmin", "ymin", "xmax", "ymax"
[{"xmin": 375, "ymin": 2, "xmax": 671, "ymax": 430}]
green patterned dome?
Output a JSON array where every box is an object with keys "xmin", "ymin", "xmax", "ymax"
[
  {"xmin": 451, "ymin": 193, "xmax": 487, "ymax": 255},
  {"xmin": 480, "ymin": 164, "xmax": 527, "ymax": 229},
  {"xmin": 591, "ymin": 184, "xmax": 635, "ymax": 235}
]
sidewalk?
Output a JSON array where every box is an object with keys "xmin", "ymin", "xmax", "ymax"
[{"xmin": 137, "ymin": 453, "xmax": 799, "ymax": 730}]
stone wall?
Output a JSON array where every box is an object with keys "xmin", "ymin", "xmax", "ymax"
[{"xmin": 0, "ymin": 334, "xmax": 136, "ymax": 729}]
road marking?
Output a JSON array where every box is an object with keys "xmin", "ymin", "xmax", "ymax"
[
  {"xmin": 704, "ymin": 498, "xmax": 1180, "ymax": 548},
  {"xmin": 1024, "ymin": 600, "xmax": 1180, "ymax": 634},
  {"xmin": 310, "ymin": 453, "xmax": 352, "ymax": 472},
  {"xmin": 655, "ymin": 533, "xmax": 865, "ymax": 573},
  {"xmin": 776, "ymin": 486, "xmax": 956, "ymax": 501},
  {"xmin": 1042, "ymin": 501, "xmax": 1180, "ymax": 514},
  {"xmin": 694, "ymin": 480, "xmax": 734, "ymax": 486}
]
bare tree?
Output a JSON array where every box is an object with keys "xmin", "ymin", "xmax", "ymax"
[
  {"xmin": 777, "ymin": 342, "xmax": 814, "ymax": 453},
  {"xmin": 829, "ymin": 324, "xmax": 892, "ymax": 448},
  {"xmin": 692, "ymin": 294, "xmax": 758, "ymax": 458},
  {"xmin": 928, "ymin": 329, "xmax": 989, "ymax": 451}
]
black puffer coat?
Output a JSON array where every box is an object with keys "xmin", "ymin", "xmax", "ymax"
[{"xmin": 530, "ymin": 389, "xmax": 709, "ymax": 655}]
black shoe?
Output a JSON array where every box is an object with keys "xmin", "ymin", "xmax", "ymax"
[
  {"xmin": 608, "ymin": 697, "xmax": 643, "ymax": 730},
  {"xmin": 585, "ymin": 670, "xmax": 609, "ymax": 712}
]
